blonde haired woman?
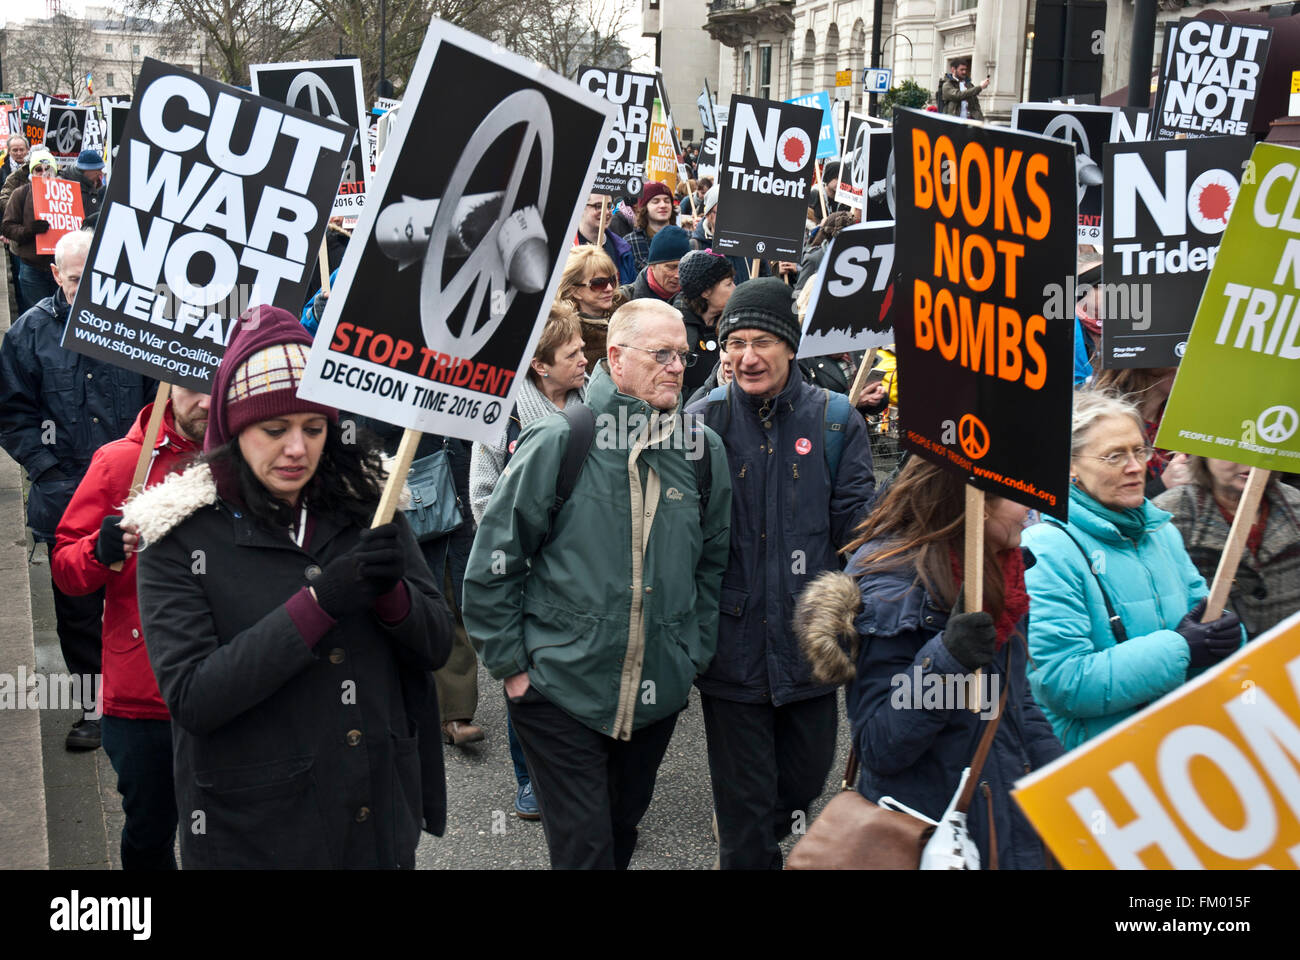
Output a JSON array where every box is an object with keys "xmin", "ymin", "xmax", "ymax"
[{"xmin": 557, "ymin": 245, "xmax": 626, "ymax": 369}]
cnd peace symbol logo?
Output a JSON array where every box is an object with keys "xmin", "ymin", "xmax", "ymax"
[
  {"xmin": 958, "ymin": 413, "xmax": 990, "ymax": 460},
  {"xmin": 1042, "ymin": 113, "xmax": 1093, "ymax": 206},
  {"xmin": 420, "ymin": 89, "xmax": 553, "ymax": 356},
  {"xmin": 286, "ymin": 72, "xmax": 344, "ymax": 124},
  {"xmin": 755, "ymin": 240, "xmax": 766, "ymax": 254},
  {"xmin": 483, "ymin": 401, "xmax": 502, "ymax": 425},
  {"xmin": 53, "ymin": 110, "xmax": 82, "ymax": 155},
  {"xmin": 850, "ymin": 122, "xmax": 869, "ymax": 191},
  {"xmin": 1257, "ymin": 405, "xmax": 1298, "ymax": 445}
]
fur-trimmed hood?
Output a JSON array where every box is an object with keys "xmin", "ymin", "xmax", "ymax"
[
  {"xmin": 794, "ymin": 570, "xmax": 863, "ymax": 685},
  {"xmin": 121, "ymin": 458, "xmax": 411, "ymax": 547}
]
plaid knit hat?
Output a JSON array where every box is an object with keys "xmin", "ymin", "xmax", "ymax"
[
  {"xmin": 717, "ymin": 277, "xmax": 801, "ymax": 351},
  {"xmin": 205, "ymin": 305, "xmax": 337, "ymax": 454},
  {"xmin": 678, "ymin": 249, "xmax": 733, "ymax": 300}
]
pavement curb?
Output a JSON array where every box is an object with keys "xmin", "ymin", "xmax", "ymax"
[{"xmin": 0, "ymin": 245, "xmax": 51, "ymax": 868}]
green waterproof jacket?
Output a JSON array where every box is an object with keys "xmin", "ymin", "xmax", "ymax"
[{"xmin": 463, "ymin": 364, "xmax": 732, "ymax": 740}]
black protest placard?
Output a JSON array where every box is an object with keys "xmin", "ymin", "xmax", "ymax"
[
  {"xmin": 893, "ymin": 109, "xmax": 1076, "ymax": 518},
  {"xmin": 798, "ymin": 220, "xmax": 896, "ymax": 358},
  {"xmin": 104, "ymin": 103, "xmax": 131, "ymax": 175},
  {"xmin": 25, "ymin": 92, "xmax": 63, "ymax": 146},
  {"xmin": 44, "ymin": 104, "xmax": 95, "ymax": 172},
  {"xmin": 1155, "ymin": 20, "xmax": 1272, "ymax": 140},
  {"xmin": 1102, "ymin": 135, "xmax": 1251, "ymax": 368},
  {"xmin": 250, "ymin": 59, "xmax": 371, "ymax": 216},
  {"xmin": 578, "ymin": 65, "xmax": 656, "ymax": 197},
  {"xmin": 60, "ymin": 58, "xmax": 351, "ymax": 391},
  {"xmin": 297, "ymin": 20, "xmax": 615, "ymax": 445},
  {"xmin": 838, "ymin": 120, "xmax": 893, "ymax": 220},
  {"xmin": 1114, "ymin": 106, "xmax": 1151, "ymax": 143},
  {"xmin": 713, "ymin": 94, "xmax": 821, "ymax": 261},
  {"xmin": 1012, "ymin": 102, "xmax": 1117, "ymax": 244},
  {"xmin": 97, "ymin": 95, "xmax": 131, "ymax": 142}
]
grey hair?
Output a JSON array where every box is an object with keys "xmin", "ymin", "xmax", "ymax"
[
  {"xmin": 1071, "ymin": 388, "xmax": 1145, "ymax": 456},
  {"xmin": 6, "ymin": 134, "xmax": 28, "ymax": 149},
  {"xmin": 606, "ymin": 299, "xmax": 680, "ymax": 359},
  {"xmin": 54, "ymin": 229, "xmax": 93, "ymax": 271}
]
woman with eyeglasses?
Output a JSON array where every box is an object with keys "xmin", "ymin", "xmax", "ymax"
[
  {"xmin": 557, "ymin": 245, "xmax": 626, "ymax": 370},
  {"xmin": 1021, "ymin": 390, "xmax": 1243, "ymax": 750},
  {"xmin": 1, "ymin": 149, "xmax": 60, "ymax": 308}
]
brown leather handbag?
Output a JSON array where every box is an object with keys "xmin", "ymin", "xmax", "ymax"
[{"xmin": 786, "ymin": 681, "xmax": 1008, "ymax": 870}]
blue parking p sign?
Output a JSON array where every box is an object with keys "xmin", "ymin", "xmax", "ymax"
[{"xmin": 863, "ymin": 68, "xmax": 892, "ymax": 93}]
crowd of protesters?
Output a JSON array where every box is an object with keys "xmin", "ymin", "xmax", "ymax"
[{"xmin": 1, "ymin": 127, "xmax": 1294, "ymax": 873}]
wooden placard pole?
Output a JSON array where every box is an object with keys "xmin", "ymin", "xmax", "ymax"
[
  {"xmin": 1202, "ymin": 466, "xmax": 1270, "ymax": 622},
  {"xmin": 847, "ymin": 347, "xmax": 878, "ymax": 408},
  {"xmin": 112, "ymin": 381, "xmax": 172, "ymax": 571},
  {"xmin": 372, "ymin": 427, "xmax": 421, "ymax": 527},
  {"xmin": 317, "ymin": 237, "xmax": 332, "ymax": 296},
  {"xmin": 751, "ymin": 258, "xmax": 760, "ymax": 280},
  {"xmin": 965, "ymin": 484, "xmax": 985, "ymax": 712},
  {"xmin": 813, "ymin": 161, "xmax": 829, "ymax": 222},
  {"xmin": 597, "ymin": 195, "xmax": 609, "ymax": 242}
]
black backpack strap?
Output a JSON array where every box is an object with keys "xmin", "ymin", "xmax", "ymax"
[
  {"xmin": 546, "ymin": 403, "xmax": 597, "ymax": 542},
  {"xmin": 688, "ymin": 414, "xmax": 713, "ymax": 522},
  {"xmin": 1044, "ymin": 520, "xmax": 1129, "ymax": 644}
]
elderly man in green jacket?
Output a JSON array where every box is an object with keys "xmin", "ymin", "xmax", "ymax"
[{"xmin": 464, "ymin": 298, "xmax": 732, "ymax": 870}]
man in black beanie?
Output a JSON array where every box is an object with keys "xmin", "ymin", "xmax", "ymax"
[{"xmin": 685, "ymin": 276, "xmax": 877, "ymax": 869}]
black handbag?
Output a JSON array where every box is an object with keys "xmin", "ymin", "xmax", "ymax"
[{"xmin": 402, "ymin": 441, "xmax": 463, "ymax": 542}]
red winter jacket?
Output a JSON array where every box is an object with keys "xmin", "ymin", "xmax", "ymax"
[{"xmin": 52, "ymin": 402, "xmax": 201, "ymax": 720}]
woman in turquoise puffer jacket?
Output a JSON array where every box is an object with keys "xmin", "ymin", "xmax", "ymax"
[{"xmin": 1022, "ymin": 391, "xmax": 1243, "ymax": 750}]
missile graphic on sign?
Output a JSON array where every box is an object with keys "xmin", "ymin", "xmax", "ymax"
[{"xmin": 375, "ymin": 191, "xmax": 550, "ymax": 293}]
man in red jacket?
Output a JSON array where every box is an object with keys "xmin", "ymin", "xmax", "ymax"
[{"xmin": 52, "ymin": 385, "xmax": 209, "ymax": 870}]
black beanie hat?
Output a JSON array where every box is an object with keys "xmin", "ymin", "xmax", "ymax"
[
  {"xmin": 717, "ymin": 277, "xmax": 801, "ymax": 351},
  {"xmin": 677, "ymin": 249, "xmax": 733, "ymax": 300},
  {"xmin": 647, "ymin": 225, "xmax": 691, "ymax": 264}
]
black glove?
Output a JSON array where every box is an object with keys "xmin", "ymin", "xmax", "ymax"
[
  {"xmin": 1178, "ymin": 599, "xmax": 1242, "ymax": 668},
  {"xmin": 94, "ymin": 515, "xmax": 127, "ymax": 566},
  {"xmin": 354, "ymin": 523, "xmax": 405, "ymax": 595},
  {"xmin": 310, "ymin": 551, "xmax": 379, "ymax": 619},
  {"xmin": 941, "ymin": 611, "xmax": 997, "ymax": 671},
  {"xmin": 31, "ymin": 219, "xmax": 50, "ymax": 234}
]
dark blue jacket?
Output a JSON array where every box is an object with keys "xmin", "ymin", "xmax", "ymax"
[
  {"xmin": 687, "ymin": 372, "xmax": 875, "ymax": 705},
  {"xmin": 577, "ymin": 227, "xmax": 636, "ymax": 285},
  {"xmin": 0, "ymin": 290, "xmax": 154, "ymax": 541},
  {"xmin": 845, "ymin": 544, "xmax": 1065, "ymax": 869}
]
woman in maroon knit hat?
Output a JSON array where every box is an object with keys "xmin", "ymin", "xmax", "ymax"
[
  {"xmin": 626, "ymin": 180, "xmax": 677, "ymax": 273},
  {"xmin": 129, "ymin": 305, "xmax": 453, "ymax": 868}
]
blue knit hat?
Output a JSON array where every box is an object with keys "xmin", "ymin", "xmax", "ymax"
[{"xmin": 647, "ymin": 225, "xmax": 691, "ymax": 265}]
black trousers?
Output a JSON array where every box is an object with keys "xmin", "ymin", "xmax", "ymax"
[
  {"xmin": 50, "ymin": 572, "xmax": 103, "ymax": 710},
  {"xmin": 100, "ymin": 716, "xmax": 178, "ymax": 870},
  {"xmin": 507, "ymin": 684, "xmax": 678, "ymax": 870},
  {"xmin": 701, "ymin": 691, "xmax": 838, "ymax": 870}
]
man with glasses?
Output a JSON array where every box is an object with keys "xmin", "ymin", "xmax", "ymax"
[
  {"xmin": 465, "ymin": 299, "xmax": 732, "ymax": 869},
  {"xmin": 686, "ymin": 277, "xmax": 876, "ymax": 869},
  {"xmin": 0, "ymin": 230, "xmax": 157, "ymax": 751},
  {"xmin": 574, "ymin": 192, "xmax": 636, "ymax": 284},
  {"xmin": 2, "ymin": 149, "xmax": 60, "ymax": 308}
]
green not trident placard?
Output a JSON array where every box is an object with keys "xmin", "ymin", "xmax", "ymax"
[{"xmin": 1157, "ymin": 142, "xmax": 1300, "ymax": 473}]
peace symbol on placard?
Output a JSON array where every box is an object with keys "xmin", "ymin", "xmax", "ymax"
[
  {"xmin": 286, "ymin": 72, "xmax": 344, "ymax": 124},
  {"xmin": 419, "ymin": 89, "xmax": 553, "ymax": 357},
  {"xmin": 53, "ymin": 110, "xmax": 82, "ymax": 155},
  {"xmin": 958, "ymin": 413, "xmax": 990, "ymax": 460},
  {"xmin": 1257, "ymin": 405, "xmax": 1298, "ymax": 445}
]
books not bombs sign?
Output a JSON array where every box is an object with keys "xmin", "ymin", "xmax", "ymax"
[
  {"xmin": 893, "ymin": 110, "xmax": 1076, "ymax": 519},
  {"xmin": 798, "ymin": 220, "xmax": 896, "ymax": 358},
  {"xmin": 1012, "ymin": 102, "xmax": 1116, "ymax": 244},
  {"xmin": 1156, "ymin": 142, "xmax": 1300, "ymax": 474},
  {"xmin": 60, "ymin": 58, "xmax": 352, "ymax": 391},
  {"xmin": 250, "ymin": 59, "xmax": 372, "ymax": 215},
  {"xmin": 578, "ymin": 66, "xmax": 656, "ymax": 197},
  {"xmin": 297, "ymin": 20, "xmax": 615, "ymax": 445},
  {"xmin": 714, "ymin": 94, "xmax": 821, "ymax": 261},
  {"xmin": 24, "ymin": 91, "xmax": 62, "ymax": 146},
  {"xmin": 1155, "ymin": 20, "xmax": 1272, "ymax": 140},
  {"xmin": 1102, "ymin": 136, "xmax": 1251, "ymax": 368}
]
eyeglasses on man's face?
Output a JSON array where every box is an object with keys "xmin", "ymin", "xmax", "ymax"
[
  {"xmin": 723, "ymin": 336, "xmax": 783, "ymax": 355},
  {"xmin": 615, "ymin": 344, "xmax": 697, "ymax": 368}
]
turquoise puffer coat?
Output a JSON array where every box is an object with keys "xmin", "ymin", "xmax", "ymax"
[{"xmin": 1021, "ymin": 488, "xmax": 1210, "ymax": 750}]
